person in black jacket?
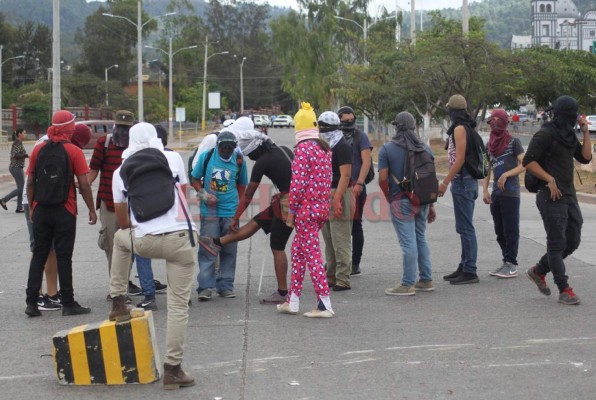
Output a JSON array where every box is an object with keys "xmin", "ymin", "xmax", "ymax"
[{"xmin": 522, "ymin": 95, "xmax": 592, "ymax": 305}]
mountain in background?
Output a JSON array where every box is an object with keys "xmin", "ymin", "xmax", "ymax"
[{"xmin": 1, "ymin": 0, "xmax": 594, "ymax": 52}]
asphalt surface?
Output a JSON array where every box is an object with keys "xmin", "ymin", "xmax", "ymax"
[{"xmin": 0, "ymin": 128, "xmax": 596, "ymax": 399}]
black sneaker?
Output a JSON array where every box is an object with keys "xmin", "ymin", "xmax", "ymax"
[
  {"xmin": 128, "ymin": 281, "xmax": 143, "ymax": 296},
  {"xmin": 137, "ymin": 296, "xmax": 158, "ymax": 310},
  {"xmin": 0, "ymin": 199, "xmax": 7, "ymax": 211},
  {"xmin": 443, "ymin": 266, "xmax": 463, "ymax": 281},
  {"xmin": 47, "ymin": 293, "xmax": 61, "ymax": 304},
  {"xmin": 450, "ymin": 272, "xmax": 480, "ymax": 285},
  {"xmin": 62, "ymin": 301, "xmax": 91, "ymax": 316},
  {"xmin": 25, "ymin": 304, "xmax": 41, "ymax": 317},
  {"xmin": 350, "ymin": 265, "xmax": 362, "ymax": 276},
  {"xmin": 154, "ymin": 280, "xmax": 167, "ymax": 294},
  {"xmin": 37, "ymin": 294, "xmax": 61, "ymax": 311}
]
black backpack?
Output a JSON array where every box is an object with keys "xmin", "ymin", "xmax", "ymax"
[
  {"xmin": 120, "ymin": 148, "xmax": 177, "ymax": 222},
  {"xmin": 34, "ymin": 141, "xmax": 72, "ymax": 205},
  {"xmin": 462, "ymin": 126, "xmax": 489, "ymax": 179},
  {"xmin": 389, "ymin": 143, "xmax": 438, "ymax": 205}
]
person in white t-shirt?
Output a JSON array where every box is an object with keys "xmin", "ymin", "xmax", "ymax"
[{"xmin": 108, "ymin": 123, "xmax": 198, "ymax": 390}]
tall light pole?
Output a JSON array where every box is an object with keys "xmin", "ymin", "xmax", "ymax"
[
  {"xmin": 145, "ymin": 38, "xmax": 198, "ymax": 144},
  {"xmin": 200, "ymin": 35, "xmax": 228, "ymax": 131},
  {"xmin": 233, "ymin": 55, "xmax": 246, "ymax": 115},
  {"xmin": 104, "ymin": 64, "xmax": 118, "ymax": 107},
  {"xmin": 103, "ymin": 1, "xmax": 175, "ymax": 121},
  {"xmin": 52, "ymin": 0, "xmax": 61, "ymax": 113},
  {"xmin": 463, "ymin": 0, "xmax": 469, "ymax": 34},
  {"xmin": 0, "ymin": 46, "xmax": 24, "ymax": 137}
]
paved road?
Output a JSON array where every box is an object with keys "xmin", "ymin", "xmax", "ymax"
[{"xmin": 0, "ymin": 128, "xmax": 595, "ymax": 399}]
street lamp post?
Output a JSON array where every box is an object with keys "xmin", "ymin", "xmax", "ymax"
[
  {"xmin": 145, "ymin": 38, "xmax": 198, "ymax": 144},
  {"xmin": 0, "ymin": 46, "xmax": 24, "ymax": 137},
  {"xmin": 104, "ymin": 64, "xmax": 118, "ymax": 107},
  {"xmin": 103, "ymin": 1, "xmax": 175, "ymax": 121},
  {"xmin": 200, "ymin": 35, "xmax": 228, "ymax": 131},
  {"xmin": 233, "ymin": 55, "xmax": 247, "ymax": 115}
]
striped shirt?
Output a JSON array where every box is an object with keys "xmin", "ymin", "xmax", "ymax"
[{"xmin": 89, "ymin": 135, "xmax": 124, "ymax": 211}]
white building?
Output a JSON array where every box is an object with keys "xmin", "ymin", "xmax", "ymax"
[{"xmin": 511, "ymin": 0, "xmax": 596, "ymax": 52}]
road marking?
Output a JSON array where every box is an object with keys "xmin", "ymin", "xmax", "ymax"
[
  {"xmin": 385, "ymin": 344, "xmax": 474, "ymax": 351},
  {"xmin": 0, "ymin": 373, "xmax": 52, "ymax": 381}
]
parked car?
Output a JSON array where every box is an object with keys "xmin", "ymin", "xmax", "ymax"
[
  {"xmin": 272, "ymin": 115, "xmax": 294, "ymax": 128},
  {"xmin": 253, "ymin": 114, "xmax": 270, "ymax": 127},
  {"xmin": 76, "ymin": 120, "xmax": 113, "ymax": 149},
  {"xmin": 575, "ymin": 115, "xmax": 596, "ymax": 133}
]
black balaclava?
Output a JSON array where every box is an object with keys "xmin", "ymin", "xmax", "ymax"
[
  {"xmin": 550, "ymin": 95, "xmax": 579, "ymax": 148},
  {"xmin": 338, "ymin": 106, "xmax": 356, "ymax": 143},
  {"xmin": 112, "ymin": 124, "xmax": 131, "ymax": 148}
]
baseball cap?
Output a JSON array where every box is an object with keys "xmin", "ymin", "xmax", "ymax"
[{"xmin": 114, "ymin": 110, "xmax": 135, "ymax": 126}]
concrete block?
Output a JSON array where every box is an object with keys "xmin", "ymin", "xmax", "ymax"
[{"xmin": 52, "ymin": 310, "xmax": 160, "ymax": 385}]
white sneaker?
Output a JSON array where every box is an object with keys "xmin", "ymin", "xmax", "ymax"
[
  {"xmin": 303, "ymin": 309, "xmax": 334, "ymax": 318},
  {"xmin": 276, "ymin": 302, "xmax": 297, "ymax": 315}
]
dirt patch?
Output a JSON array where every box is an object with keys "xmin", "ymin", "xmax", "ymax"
[{"xmin": 372, "ymin": 137, "xmax": 596, "ymax": 195}]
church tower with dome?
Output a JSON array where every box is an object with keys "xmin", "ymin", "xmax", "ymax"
[{"xmin": 512, "ymin": 0, "xmax": 596, "ymax": 52}]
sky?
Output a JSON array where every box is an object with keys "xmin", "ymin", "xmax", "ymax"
[{"xmin": 88, "ymin": 0, "xmax": 480, "ymax": 14}]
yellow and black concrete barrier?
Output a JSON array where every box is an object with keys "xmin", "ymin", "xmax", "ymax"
[{"xmin": 52, "ymin": 310, "xmax": 160, "ymax": 385}]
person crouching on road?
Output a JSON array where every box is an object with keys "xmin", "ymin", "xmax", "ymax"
[
  {"xmin": 198, "ymin": 129, "xmax": 294, "ymax": 305},
  {"xmin": 278, "ymin": 102, "xmax": 334, "ymax": 318}
]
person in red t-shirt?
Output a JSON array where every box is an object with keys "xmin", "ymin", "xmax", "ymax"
[{"xmin": 24, "ymin": 110, "xmax": 97, "ymax": 317}]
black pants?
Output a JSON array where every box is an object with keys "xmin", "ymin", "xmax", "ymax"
[
  {"xmin": 351, "ymin": 188, "xmax": 367, "ymax": 267},
  {"xmin": 26, "ymin": 205, "xmax": 77, "ymax": 306},
  {"xmin": 535, "ymin": 190, "xmax": 583, "ymax": 292}
]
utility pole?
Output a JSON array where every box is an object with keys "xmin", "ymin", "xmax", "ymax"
[
  {"xmin": 463, "ymin": 0, "xmax": 469, "ymax": 34},
  {"xmin": 52, "ymin": 0, "xmax": 61, "ymax": 113}
]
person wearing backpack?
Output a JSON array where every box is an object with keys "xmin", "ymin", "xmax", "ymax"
[
  {"xmin": 24, "ymin": 110, "xmax": 97, "ymax": 317},
  {"xmin": 337, "ymin": 106, "xmax": 373, "ymax": 277},
  {"xmin": 198, "ymin": 129, "xmax": 294, "ymax": 305},
  {"xmin": 438, "ymin": 94, "xmax": 481, "ymax": 285},
  {"xmin": 191, "ymin": 130, "xmax": 248, "ymax": 301},
  {"xmin": 108, "ymin": 123, "xmax": 198, "ymax": 389},
  {"xmin": 522, "ymin": 96, "xmax": 592, "ymax": 305},
  {"xmin": 481, "ymin": 109, "xmax": 526, "ymax": 279},
  {"xmin": 88, "ymin": 110, "xmax": 164, "ymax": 308},
  {"xmin": 378, "ymin": 112, "xmax": 437, "ymax": 296}
]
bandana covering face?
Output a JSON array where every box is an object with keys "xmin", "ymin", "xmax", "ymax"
[
  {"xmin": 237, "ymin": 129, "xmax": 271, "ymax": 156},
  {"xmin": 122, "ymin": 122, "xmax": 164, "ymax": 159},
  {"xmin": 391, "ymin": 111, "xmax": 426, "ymax": 152},
  {"xmin": 320, "ymin": 129, "xmax": 344, "ymax": 149},
  {"xmin": 487, "ymin": 109, "xmax": 512, "ymax": 157},
  {"xmin": 47, "ymin": 110, "xmax": 76, "ymax": 142}
]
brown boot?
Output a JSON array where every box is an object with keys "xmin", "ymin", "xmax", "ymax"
[
  {"xmin": 163, "ymin": 363, "xmax": 195, "ymax": 390},
  {"xmin": 108, "ymin": 295, "xmax": 132, "ymax": 322}
]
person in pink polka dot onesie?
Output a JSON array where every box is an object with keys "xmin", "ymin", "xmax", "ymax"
[{"xmin": 278, "ymin": 102, "xmax": 335, "ymax": 318}]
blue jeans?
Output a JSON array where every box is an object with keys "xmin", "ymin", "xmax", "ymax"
[
  {"xmin": 390, "ymin": 197, "xmax": 432, "ymax": 286},
  {"xmin": 135, "ymin": 255, "xmax": 155, "ymax": 298},
  {"xmin": 450, "ymin": 176, "xmax": 478, "ymax": 273},
  {"xmin": 197, "ymin": 216, "xmax": 238, "ymax": 293},
  {"xmin": 490, "ymin": 194, "xmax": 520, "ymax": 265},
  {"xmin": 535, "ymin": 190, "xmax": 582, "ymax": 292}
]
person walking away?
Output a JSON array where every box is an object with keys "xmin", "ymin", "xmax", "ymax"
[
  {"xmin": 277, "ymin": 102, "xmax": 334, "ymax": 317},
  {"xmin": 108, "ymin": 123, "xmax": 198, "ymax": 389},
  {"xmin": 438, "ymin": 94, "xmax": 480, "ymax": 285},
  {"xmin": 191, "ymin": 131, "xmax": 248, "ymax": 301},
  {"xmin": 198, "ymin": 129, "xmax": 294, "ymax": 304},
  {"xmin": 1, "ymin": 128, "xmax": 28, "ymax": 212},
  {"xmin": 378, "ymin": 112, "xmax": 436, "ymax": 296},
  {"xmin": 319, "ymin": 110, "xmax": 353, "ymax": 291},
  {"xmin": 482, "ymin": 109, "xmax": 525, "ymax": 279},
  {"xmin": 522, "ymin": 95, "xmax": 592, "ymax": 305},
  {"xmin": 24, "ymin": 110, "xmax": 97, "ymax": 317},
  {"xmin": 337, "ymin": 106, "xmax": 372, "ymax": 276}
]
